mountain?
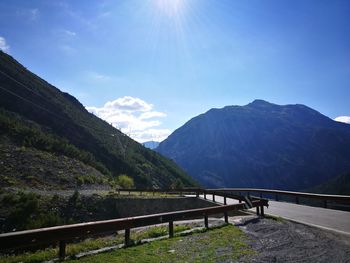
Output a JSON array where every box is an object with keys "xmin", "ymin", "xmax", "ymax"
[
  {"xmin": 143, "ymin": 141, "xmax": 160, "ymax": 150},
  {"xmin": 309, "ymin": 172, "xmax": 350, "ymax": 195},
  {"xmin": 0, "ymin": 51, "xmax": 196, "ymax": 189},
  {"xmin": 157, "ymin": 100, "xmax": 350, "ymax": 190}
]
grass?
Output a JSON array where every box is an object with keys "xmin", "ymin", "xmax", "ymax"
[
  {"xmin": 0, "ymin": 224, "xmax": 192, "ymax": 263},
  {"xmin": 67, "ymin": 224, "xmax": 254, "ymax": 263},
  {"xmin": 113, "ymin": 191, "xmax": 181, "ymax": 198}
]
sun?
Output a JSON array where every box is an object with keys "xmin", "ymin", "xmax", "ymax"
[{"xmin": 154, "ymin": 0, "xmax": 185, "ymax": 17}]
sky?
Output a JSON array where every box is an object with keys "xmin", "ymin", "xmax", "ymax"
[{"xmin": 1, "ymin": 0, "xmax": 350, "ymax": 142}]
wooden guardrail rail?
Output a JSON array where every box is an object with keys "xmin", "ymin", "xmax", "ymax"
[
  {"xmin": 0, "ymin": 198, "xmax": 268, "ymax": 260},
  {"xmin": 207, "ymin": 188, "xmax": 350, "ymax": 208}
]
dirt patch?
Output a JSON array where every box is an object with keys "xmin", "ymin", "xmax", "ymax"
[{"xmin": 236, "ymin": 216, "xmax": 350, "ymax": 263}]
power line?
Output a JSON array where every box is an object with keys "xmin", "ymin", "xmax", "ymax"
[
  {"xmin": 0, "ymin": 69, "xmax": 49, "ymax": 101},
  {"xmin": 0, "ymin": 73, "xmax": 116, "ymax": 136},
  {"xmin": 0, "ymin": 71, "xmax": 140, "ymax": 156},
  {"xmin": 0, "ymin": 85, "xmax": 66, "ymax": 121}
]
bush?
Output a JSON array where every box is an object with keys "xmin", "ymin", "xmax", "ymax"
[{"xmin": 115, "ymin": 174, "xmax": 134, "ymax": 189}]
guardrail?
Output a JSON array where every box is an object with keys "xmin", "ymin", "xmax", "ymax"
[
  {"xmin": 120, "ymin": 187, "xmax": 350, "ymax": 208},
  {"xmin": 0, "ymin": 198, "xmax": 268, "ymax": 260},
  {"xmin": 207, "ymin": 188, "xmax": 350, "ymax": 208}
]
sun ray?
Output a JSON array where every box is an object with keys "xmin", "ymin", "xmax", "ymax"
[{"xmin": 154, "ymin": 0, "xmax": 184, "ymax": 17}]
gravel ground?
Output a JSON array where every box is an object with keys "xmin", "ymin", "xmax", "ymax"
[{"xmin": 234, "ymin": 216, "xmax": 350, "ymax": 263}]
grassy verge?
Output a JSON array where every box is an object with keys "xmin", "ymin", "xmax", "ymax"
[
  {"xmin": 0, "ymin": 224, "xmax": 191, "ymax": 263},
  {"xmin": 67, "ymin": 224, "xmax": 254, "ymax": 263}
]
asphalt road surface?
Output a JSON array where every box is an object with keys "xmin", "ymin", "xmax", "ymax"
[{"xmin": 198, "ymin": 194, "xmax": 350, "ymax": 235}]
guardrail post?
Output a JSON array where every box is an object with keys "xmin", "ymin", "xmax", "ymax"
[
  {"xmin": 224, "ymin": 196, "xmax": 227, "ymax": 205},
  {"xmin": 295, "ymin": 196, "xmax": 299, "ymax": 204},
  {"xmin": 224, "ymin": 212, "xmax": 228, "ymax": 223},
  {"xmin": 204, "ymin": 191, "xmax": 207, "ymax": 200},
  {"xmin": 256, "ymin": 206, "xmax": 260, "ymax": 216},
  {"xmin": 260, "ymin": 206, "xmax": 265, "ymax": 217},
  {"xmin": 212, "ymin": 194, "xmax": 215, "ymax": 202},
  {"xmin": 324, "ymin": 200, "xmax": 327, "ymax": 208},
  {"xmin": 196, "ymin": 190, "xmax": 199, "ymax": 198},
  {"xmin": 59, "ymin": 240, "xmax": 66, "ymax": 261},
  {"xmin": 125, "ymin": 229, "xmax": 131, "ymax": 247},
  {"xmin": 169, "ymin": 221, "xmax": 174, "ymax": 238},
  {"xmin": 204, "ymin": 215, "xmax": 209, "ymax": 229}
]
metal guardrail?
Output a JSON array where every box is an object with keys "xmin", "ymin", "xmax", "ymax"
[
  {"xmin": 3, "ymin": 186, "xmax": 346, "ymax": 260},
  {"xmin": 207, "ymin": 188, "xmax": 350, "ymax": 208},
  {"xmin": 119, "ymin": 187, "xmax": 350, "ymax": 207},
  {"xmin": 0, "ymin": 195, "xmax": 268, "ymax": 260}
]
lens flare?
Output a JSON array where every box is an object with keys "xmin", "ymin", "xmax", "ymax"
[{"xmin": 154, "ymin": 0, "xmax": 184, "ymax": 17}]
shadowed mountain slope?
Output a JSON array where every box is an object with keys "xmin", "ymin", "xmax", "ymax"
[
  {"xmin": 0, "ymin": 51, "xmax": 195, "ymax": 189},
  {"xmin": 157, "ymin": 100, "xmax": 350, "ymax": 190}
]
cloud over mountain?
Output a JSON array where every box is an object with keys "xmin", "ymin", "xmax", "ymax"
[
  {"xmin": 0, "ymin": 37, "xmax": 9, "ymax": 52},
  {"xmin": 86, "ymin": 96, "xmax": 170, "ymax": 142},
  {"xmin": 334, "ymin": 116, "xmax": 350, "ymax": 124}
]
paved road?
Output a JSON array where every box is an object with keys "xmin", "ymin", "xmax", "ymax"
[{"xmin": 197, "ymin": 194, "xmax": 350, "ymax": 235}]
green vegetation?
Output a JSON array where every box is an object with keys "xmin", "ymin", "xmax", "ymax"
[
  {"xmin": 0, "ymin": 190, "xmax": 192, "ymax": 233},
  {"xmin": 0, "ymin": 224, "xmax": 253, "ymax": 263},
  {"xmin": 0, "ymin": 51, "xmax": 197, "ymax": 189},
  {"xmin": 135, "ymin": 225, "xmax": 191, "ymax": 240},
  {"xmin": 0, "ymin": 191, "xmax": 62, "ymax": 232},
  {"xmin": 0, "ymin": 191, "xmax": 117, "ymax": 232},
  {"xmin": 67, "ymin": 224, "xmax": 253, "ymax": 263},
  {"xmin": 115, "ymin": 174, "xmax": 134, "ymax": 189},
  {"xmin": 1, "ymin": 224, "xmax": 190, "ymax": 263},
  {"xmin": 0, "ymin": 108, "xmax": 110, "ymax": 175}
]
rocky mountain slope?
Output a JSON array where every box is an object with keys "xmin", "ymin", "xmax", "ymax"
[
  {"xmin": 157, "ymin": 100, "xmax": 350, "ymax": 190},
  {"xmin": 0, "ymin": 51, "xmax": 195, "ymax": 189}
]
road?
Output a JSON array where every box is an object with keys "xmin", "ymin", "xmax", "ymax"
[{"xmin": 197, "ymin": 194, "xmax": 350, "ymax": 235}]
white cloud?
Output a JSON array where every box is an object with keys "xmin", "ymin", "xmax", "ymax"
[
  {"xmin": 86, "ymin": 96, "xmax": 171, "ymax": 142},
  {"xmin": 334, "ymin": 116, "xmax": 350, "ymax": 124},
  {"xmin": 0, "ymin": 37, "xmax": 9, "ymax": 52},
  {"xmin": 104, "ymin": 96, "xmax": 153, "ymax": 112},
  {"xmin": 132, "ymin": 129, "xmax": 172, "ymax": 143},
  {"xmin": 140, "ymin": 111, "xmax": 167, "ymax": 120}
]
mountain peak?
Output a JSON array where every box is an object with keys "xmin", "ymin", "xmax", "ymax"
[
  {"xmin": 157, "ymin": 100, "xmax": 350, "ymax": 190},
  {"xmin": 248, "ymin": 99, "xmax": 274, "ymax": 106}
]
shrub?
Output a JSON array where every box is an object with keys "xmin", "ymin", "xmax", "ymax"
[{"xmin": 116, "ymin": 174, "xmax": 134, "ymax": 189}]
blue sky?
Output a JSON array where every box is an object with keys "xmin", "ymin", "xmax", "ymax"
[{"xmin": 1, "ymin": 0, "xmax": 350, "ymax": 142}]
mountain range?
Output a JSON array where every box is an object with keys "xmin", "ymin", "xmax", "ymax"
[
  {"xmin": 143, "ymin": 141, "xmax": 160, "ymax": 150},
  {"xmin": 157, "ymin": 100, "xmax": 350, "ymax": 191},
  {"xmin": 0, "ymin": 51, "xmax": 196, "ymax": 189}
]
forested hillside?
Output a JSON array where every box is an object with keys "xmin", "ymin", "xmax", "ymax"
[{"xmin": 0, "ymin": 51, "xmax": 195, "ymax": 189}]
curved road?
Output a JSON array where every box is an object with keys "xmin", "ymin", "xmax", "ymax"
[{"xmin": 198, "ymin": 194, "xmax": 350, "ymax": 235}]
